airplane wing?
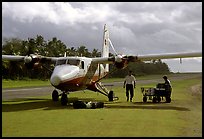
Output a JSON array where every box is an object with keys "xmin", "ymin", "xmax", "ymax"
[
  {"xmin": 91, "ymin": 51, "xmax": 202, "ymax": 69},
  {"xmin": 2, "ymin": 54, "xmax": 59, "ymax": 63},
  {"xmin": 134, "ymin": 52, "xmax": 202, "ymax": 62},
  {"xmin": 2, "ymin": 51, "xmax": 202, "ymax": 68}
]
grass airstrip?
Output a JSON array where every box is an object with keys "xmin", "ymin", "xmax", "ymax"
[{"xmin": 2, "ymin": 73, "xmax": 202, "ymax": 137}]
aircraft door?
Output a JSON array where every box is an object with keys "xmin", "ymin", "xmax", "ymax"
[{"xmin": 79, "ymin": 60, "xmax": 85, "ymax": 76}]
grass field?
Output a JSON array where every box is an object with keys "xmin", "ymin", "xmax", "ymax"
[
  {"xmin": 2, "ymin": 79, "xmax": 50, "ymax": 88},
  {"xmin": 2, "ymin": 73, "xmax": 200, "ymax": 88},
  {"xmin": 2, "ymin": 73, "xmax": 202, "ymax": 137}
]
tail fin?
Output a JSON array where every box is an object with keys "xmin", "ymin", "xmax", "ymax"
[{"xmin": 102, "ymin": 24, "xmax": 109, "ymax": 72}]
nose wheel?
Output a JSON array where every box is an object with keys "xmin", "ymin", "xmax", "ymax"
[
  {"xmin": 61, "ymin": 92, "xmax": 68, "ymax": 105},
  {"xmin": 52, "ymin": 90, "xmax": 68, "ymax": 105},
  {"xmin": 52, "ymin": 90, "xmax": 59, "ymax": 101}
]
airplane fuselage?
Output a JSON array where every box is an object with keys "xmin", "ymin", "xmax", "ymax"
[{"xmin": 50, "ymin": 57, "xmax": 106, "ymax": 92}]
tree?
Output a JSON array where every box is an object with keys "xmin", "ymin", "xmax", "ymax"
[
  {"xmin": 35, "ymin": 35, "xmax": 47, "ymax": 56},
  {"xmin": 77, "ymin": 46, "xmax": 90, "ymax": 57},
  {"xmin": 2, "ymin": 38, "xmax": 23, "ymax": 55},
  {"xmin": 67, "ymin": 47, "xmax": 77, "ymax": 56},
  {"xmin": 91, "ymin": 48, "xmax": 101, "ymax": 57},
  {"xmin": 46, "ymin": 37, "xmax": 67, "ymax": 57}
]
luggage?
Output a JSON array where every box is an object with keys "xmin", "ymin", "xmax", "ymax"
[{"xmin": 73, "ymin": 100, "xmax": 104, "ymax": 109}]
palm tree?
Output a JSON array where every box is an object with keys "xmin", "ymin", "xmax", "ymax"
[
  {"xmin": 91, "ymin": 48, "xmax": 101, "ymax": 57},
  {"xmin": 77, "ymin": 46, "xmax": 89, "ymax": 57}
]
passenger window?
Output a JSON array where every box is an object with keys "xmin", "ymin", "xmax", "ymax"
[{"xmin": 81, "ymin": 61, "xmax": 84, "ymax": 69}]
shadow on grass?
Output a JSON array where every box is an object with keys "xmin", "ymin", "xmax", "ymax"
[
  {"xmin": 2, "ymin": 97, "xmax": 107, "ymax": 112},
  {"xmin": 105, "ymin": 101, "xmax": 190, "ymax": 111},
  {"xmin": 2, "ymin": 97, "xmax": 190, "ymax": 112}
]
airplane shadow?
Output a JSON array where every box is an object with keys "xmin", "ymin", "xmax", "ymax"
[
  {"xmin": 2, "ymin": 98, "xmax": 190, "ymax": 112},
  {"xmin": 2, "ymin": 98, "xmax": 69, "ymax": 112},
  {"xmin": 2, "ymin": 97, "xmax": 106, "ymax": 112}
]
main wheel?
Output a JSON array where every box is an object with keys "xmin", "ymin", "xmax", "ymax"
[
  {"xmin": 166, "ymin": 97, "xmax": 171, "ymax": 103},
  {"xmin": 61, "ymin": 93, "xmax": 68, "ymax": 105},
  {"xmin": 108, "ymin": 91, "xmax": 114, "ymax": 101},
  {"xmin": 52, "ymin": 90, "xmax": 59, "ymax": 101},
  {"xmin": 157, "ymin": 97, "xmax": 161, "ymax": 103},
  {"xmin": 143, "ymin": 96, "xmax": 147, "ymax": 102},
  {"xmin": 153, "ymin": 97, "xmax": 157, "ymax": 103}
]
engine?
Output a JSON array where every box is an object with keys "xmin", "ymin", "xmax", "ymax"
[
  {"xmin": 24, "ymin": 54, "xmax": 42, "ymax": 69},
  {"xmin": 113, "ymin": 55, "xmax": 139, "ymax": 69},
  {"xmin": 114, "ymin": 60, "xmax": 128, "ymax": 69}
]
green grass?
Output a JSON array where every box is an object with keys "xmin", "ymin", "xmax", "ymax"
[
  {"xmin": 2, "ymin": 72, "xmax": 200, "ymax": 88},
  {"xmin": 2, "ymin": 74, "xmax": 202, "ymax": 137},
  {"xmin": 2, "ymin": 79, "xmax": 50, "ymax": 88}
]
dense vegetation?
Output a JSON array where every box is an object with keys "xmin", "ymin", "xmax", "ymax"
[{"xmin": 2, "ymin": 35, "xmax": 170, "ymax": 80}]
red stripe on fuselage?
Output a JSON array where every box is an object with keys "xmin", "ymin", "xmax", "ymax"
[{"xmin": 53, "ymin": 76, "xmax": 100, "ymax": 91}]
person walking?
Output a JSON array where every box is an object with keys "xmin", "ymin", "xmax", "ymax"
[{"xmin": 123, "ymin": 70, "xmax": 136, "ymax": 102}]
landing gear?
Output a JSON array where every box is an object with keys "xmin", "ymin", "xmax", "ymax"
[
  {"xmin": 61, "ymin": 92, "xmax": 68, "ymax": 106},
  {"xmin": 94, "ymin": 82, "xmax": 119, "ymax": 101},
  {"xmin": 165, "ymin": 96, "xmax": 171, "ymax": 103},
  {"xmin": 143, "ymin": 96, "xmax": 147, "ymax": 102},
  {"xmin": 52, "ymin": 90, "xmax": 59, "ymax": 101},
  {"xmin": 52, "ymin": 89, "xmax": 68, "ymax": 105},
  {"xmin": 108, "ymin": 91, "xmax": 114, "ymax": 101}
]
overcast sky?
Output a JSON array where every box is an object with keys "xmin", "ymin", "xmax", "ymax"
[{"xmin": 2, "ymin": 2, "xmax": 202, "ymax": 72}]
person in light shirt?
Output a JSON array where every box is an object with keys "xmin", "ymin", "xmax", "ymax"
[{"xmin": 123, "ymin": 70, "xmax": 136, "ymax": 102}]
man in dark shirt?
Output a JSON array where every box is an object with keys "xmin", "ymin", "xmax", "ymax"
[{"xmin": 163, "ymin": 75, "xmax": 172, "ymax": 98}]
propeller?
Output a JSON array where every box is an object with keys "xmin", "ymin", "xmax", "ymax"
[
  {"xmin": 24, "ymin": 54, "xmax": 51, "ymax": 69},
  {"xmin": 108, "ymin": 38, "xmax": 139, "ymax": 69}
]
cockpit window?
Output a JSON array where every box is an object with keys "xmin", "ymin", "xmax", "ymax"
[
  {"xmin": 56, "ymin": 59, "xmax": 81, "ymax": 67},
  {"xmin": 67, "ymin": 59, "xmax": 80, "ymax": 66},
  {"xmin": 56, "ymin": 59, "xmax": 66, "ymax": 65}
]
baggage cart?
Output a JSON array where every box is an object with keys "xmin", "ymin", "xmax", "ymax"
[{"xmin": 141, "ymin": 83, "xmax": 171, "ymax": 103}]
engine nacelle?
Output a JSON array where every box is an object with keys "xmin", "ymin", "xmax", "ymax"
[
  {"xmin": 114, "ymin": 60, "xmax": 128, "ymax": 69},
  {"xmin": 115, "ymin": 55, "xmax": 123, "ymax": 63},
  {"xmin": 113, "ymin": 55, "xmax": 129, "ymax": 69},
  {"xmin": 24, "ymin": 56, "xmax": 32, "ymax": 63},
  {"xmin": 24, "ymin": 54, "xmax": 42, "ymax": 69}
]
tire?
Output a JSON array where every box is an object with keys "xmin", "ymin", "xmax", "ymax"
[
  {"xmin": 61, "ymin": 93, "xmax": 68, "ymax": 106},
  {"xmin": 166, "ymin": 97, "xmax": 171, "ymax": 103},
  {"xmin": 143, "ymin": 96, "xmax": 147, "ymax": 102},
  {"xmin": 153, "ymin": 97, "xmax": 157, "ymax": 103},
  {"xmin": 157, "ymin": 97, "xmax": 161, "ymax": 103},
  {"xmin": 108, "ymin": 91, "xmax": 114, "ymax": 101},
  {"xmin": 52, "ymin": 90, "xmax": 59, "ymax": 101}
]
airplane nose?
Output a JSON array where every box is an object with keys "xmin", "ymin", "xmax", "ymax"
[
  {"xmin": 50, "ymin": 65, "xmax": 79, "ymax": 86},
  {"xmin": 50, "ymin": 76, "xmax": 61, "ymax": 86}
]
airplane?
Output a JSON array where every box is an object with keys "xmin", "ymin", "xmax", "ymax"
[{"xmin": 2, "ymin": 24, "xmax": 202, "ymax": 105}]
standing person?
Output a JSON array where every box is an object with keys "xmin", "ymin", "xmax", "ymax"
[
  {"xmin": 163, "ymin": 75, "xmax": 172, "ymax": 101},
  {"xmin": 163, "ymin": 75, "xmax": 172, "ymax": 91},
  {"xmin": 123, "ymin": 70, "xmax": 136, "ymax": 102}
]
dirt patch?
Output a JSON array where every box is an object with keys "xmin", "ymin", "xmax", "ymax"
[{"xmin": 190, "ymin": 84, "xmax": 202, "ymax": 96}]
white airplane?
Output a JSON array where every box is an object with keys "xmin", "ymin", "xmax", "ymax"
[{"xmin": 2, "ymin": 24, "xmax": 202, "ymax": 105}]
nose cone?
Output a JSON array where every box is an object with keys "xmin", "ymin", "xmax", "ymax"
[
  {"xmin": 50, "ymin": 76, "xmax": 61, "ymax": 86},
  {"xmin": 50, "ymin": 65, "xmax": 79, "ymax": 86}
]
